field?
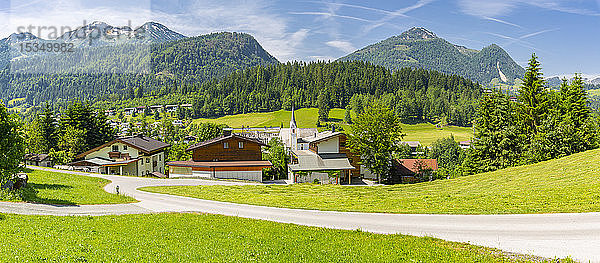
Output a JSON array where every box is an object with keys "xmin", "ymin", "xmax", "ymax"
[
  {"xmin": 194, "ymin": 108, "xmax": 345, "ymax": 128},
  {"xmin": 0, "ymin": 169, "xmax": 135, "ymax": 205},
  {"xmin": 0, "ymin": 213, "xmax": 561, "ymax": 262},
  {"xmin": 142, "ymin": 148, "xmax": 600, "ymax": 214},
  {"xmin": 194, "ymin": 108, "xmax": 473, "ymax": 145},
  {"xmin": 587, "ymin": 89, "xmax": 600, "ymax": 97}
]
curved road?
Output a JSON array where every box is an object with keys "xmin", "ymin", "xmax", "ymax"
[{"xmin": 2, "ymin": 167, "xmax": 600, "ymax": 262}]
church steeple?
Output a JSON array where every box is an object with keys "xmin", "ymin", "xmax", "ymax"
[{"xmin": 290, "ymin": 103, "xmax": 297, "ymax": 130}]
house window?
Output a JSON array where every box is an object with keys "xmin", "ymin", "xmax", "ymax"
[
  {"xmin": 159, "ymin": 154, "xmax": 161, "ymax": 161},
  {"xmin": 146, "ymin": 158, "xmax": 150, "ymax": 163},
  {"xmin": 224, "ymin": 142, "xmax": 229, "ymax": 149},
  {"xmin": 123, "ymin": 145, "xmax": 128, "ymax": 150},
  {"xmin": 239, "ymin": 142, "xmax": 244, "ymax": 149},
  {"xmin": 112, "ymin": 145, "xmax": 119, "ymax": 152}
]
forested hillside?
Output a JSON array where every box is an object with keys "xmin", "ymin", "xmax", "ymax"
[
  {"xmin": 187, "ymin": 61, "xmax": 481, "ymax": 126},
  {"xmin": 0, "ymin": 31, "xmax": 278, "ymax": 109},
  {"xmin": 339, "ymin": 27, "xmax": 525, "ymax": 84}
]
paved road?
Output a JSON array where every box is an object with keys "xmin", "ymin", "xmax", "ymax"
[{"xmin": 2, "ymin": 167, "xmax": 600, "ymax": 262}]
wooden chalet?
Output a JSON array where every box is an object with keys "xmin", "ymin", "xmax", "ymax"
[{"xmin": 167, "ymin": 131, "xmax": 272, "ymax": 182}]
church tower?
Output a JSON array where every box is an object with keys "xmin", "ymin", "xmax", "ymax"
[{"xmin": 290, "ymin": 104, "xmax": 297, "ymax": 150}]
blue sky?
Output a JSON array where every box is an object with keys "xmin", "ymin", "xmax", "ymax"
[{"xmin": 2, "ymin": 0, "xmax": 600, "ymax": 77}]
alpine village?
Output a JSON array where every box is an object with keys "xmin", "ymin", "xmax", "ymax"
[{"xmin": 2, "ymin": 2, "xmax": 600, "ymax": 262}]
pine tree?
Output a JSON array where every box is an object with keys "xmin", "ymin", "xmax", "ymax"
[
  {"xmin": 517, "ymin": 54, "xmax": 548, "ymax": 135},
  {"xmin": 127, "ymin": 86, "xmax": 135, "ymax": 99},
  {"xmin": 469, "ymin": 90, "xmax": 523, "ymax": 173},
  {"xmin": 136, "ymin": 86, "xmax": 144, "ymax": 98},
  {"xmin": 317, "ymin": 92, "xmax": 330, "ymax": 121},
  {"xmin": 344, "ymin": 105, "xmax": 352, "ymax": 124}
]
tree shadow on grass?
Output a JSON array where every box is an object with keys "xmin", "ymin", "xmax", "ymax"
[{"xmin": 20, "ymin": 183, "xmax": 77, "ymax": 206}]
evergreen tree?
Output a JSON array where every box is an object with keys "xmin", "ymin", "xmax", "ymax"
[
  {"xmin": 344, "ymin": 105, "xmax": 352, "ymax": 124},
  {"xmin": 469, "ymin": 90, "xmax": 523, "ymax": 173},
  {"xmin": 127, "ymin": 86, "xmax": 135, "ymax": 99},
  {"xmin": 136, "ymin": 86, "xmax": 144, "ymax": 98},
  {"xmin": 317, "ymin": 92, "xmax": 330, "ymax": 121},
  {"xmin": 517, "ymin": 54, "xmax": 548, "ymax": 135}
]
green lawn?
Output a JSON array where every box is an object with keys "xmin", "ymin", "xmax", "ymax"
[
  {"xmin": 143, "ymin": 148, "xmax": 600, "ymax": 214},
  {"xmin": 194, "ymin": 108, "xmax": 346, "ymax": 128},
  {"xmin": 1, "ymin": 169, "xmax": 136, "ymax": 205},
  {"xmin": 587, "ymin": 89, "xmax": 600, "ymax": 97},
  {"xmin": 194, "ymin": 108, "xmax": 472, "ymax": 145},
  {"xmin": 0, "ymin": 213, "xmax": 562, "ymax": 262}
]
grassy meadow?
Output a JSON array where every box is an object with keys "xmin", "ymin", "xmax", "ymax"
[
  {"xmin": 0, "ymin": 213, "xmax": 564, "ymax": 262},
  {"xmin": 0, "ymin": 169, "xmax": 135, "ymax": 205},
  {"xmin": 143, "ymin": 148, "xmax": 600, "ymax": 214},
  {"xmin": 587, "ymin": 88, "xmax": 600, "ymax": 97},
  {"xmin": 194, "ymin": 108, "xmax": 472, "ymax": 145}
]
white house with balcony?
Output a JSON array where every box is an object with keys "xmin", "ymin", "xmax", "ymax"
[{"xmin": 70, "ymin": 135, "xmax": 170, "ymax": 177}]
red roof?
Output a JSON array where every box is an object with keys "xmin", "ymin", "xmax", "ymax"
[
  {"xmin": 394, "ymin": 159, "xmax": 438, "ymax": 175},
  {"xmin": 167, "ymin": 160, "xmax": 272, "ymax": 168}
]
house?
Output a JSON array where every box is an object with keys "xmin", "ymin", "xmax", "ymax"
[
  {"xmin": 165, "ymin": 105, "xmax": 178, "ymax": 113},
  {"xmin": 182, "ymin": 135, "xmax": 198, "ymax": 144},
  {"xmin": 172, "ymin": 120, "xmax": 184, "ymax": 127},
  {"xmin": 167, "ymin": 131, "xmax": 272, "ymax": 181},
  {"xmin": 70, "ymin": 135, "xmax": 170, "ymax": 177},
  {"xmin": 288, "ymin": 131, "xmax": 360, "ymax": 184},
  {"xmin": 124, "ymin": 108, "xmax": 135, "ymax": 115},
  {"xmin": 135, "ymin": 106, "xmax": 146, "ymax": 114},
  {"xmin": 24, "ymin": 153, "xmax": 53, "ymax": 167},
  {"xmin": 400, "ymin": 141, "xmax": 423, "ymax": 155},
  {"xmin": 150, "ymin": 105, "xmax": 163, "ymax": 112},
  {"xmin": 459, "ymin": 140, "xmax": 473, "ymax": 150},
  {"xmin": 104, "ymin": 110, "xmax": 116, "ymax": 117},
  {"xmin": 391, "ymin": 159, "xmax": 438, "ymax": 183}
]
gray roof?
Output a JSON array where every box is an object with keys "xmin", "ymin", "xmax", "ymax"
[
  {"xmin": 76, "ymin": 135, "xmax": 170, "ymax": 159},
  {"xmin": 288, "ymin": 150, "xmax": 355, "ymax": 172},
  {"xmin": 24, "ymin": 153, "xmax": 50, "ymax": 162},
  {"xmin": 119, "ymin": 135, "xmax": 171, "ymax": 153}
]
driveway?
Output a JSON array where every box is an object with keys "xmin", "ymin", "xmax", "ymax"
[{"xmin": 2, "ymin": 166, "xmax": 600, "ymax": 262}]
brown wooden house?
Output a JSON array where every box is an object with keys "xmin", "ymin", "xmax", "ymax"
[{"xmin": 167, "ymin": 133, "xmax": 272, "ymax": 181}]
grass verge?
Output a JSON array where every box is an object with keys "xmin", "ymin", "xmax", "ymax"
[
  {"xmin": 0, "ymin": 213, "xmax": 566, "ymax": 262},
  {"xmin": 1, "ymin": 169, "xmax": 136, "ymax": 205},
  {"xmin": 143, "ymin": 149, "xmax": 600, "ymax": 214}
]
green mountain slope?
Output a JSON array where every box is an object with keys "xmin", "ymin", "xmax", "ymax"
[
  {"xmin": 0, "ymin": 27, "xmax": 279, "ymax": 109},
  {"xmin": 339, "ymin": 27, "xmax": 525, "ymax": 84}
]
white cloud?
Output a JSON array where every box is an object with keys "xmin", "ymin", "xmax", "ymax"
[
  {"xmin": 326, "ymin": 40, "xmax": 356, "ymax": 53},
  {"xmin": 457, "ymin": 0, "xmax": 600, "ymax": 18}
]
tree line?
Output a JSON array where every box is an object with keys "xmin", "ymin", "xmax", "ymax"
[{"xmin": 189, "ymin": 61, "xmax": 481, "ymax": 126}]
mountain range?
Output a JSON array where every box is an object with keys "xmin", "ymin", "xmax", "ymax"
[
  {"xmin": 339, "ymin": 27, "xmax": 525, "ymax": 84},
  {"xmin": 1, "ymin": 22, "xmax": 527, "ymax": 109},
  {"xmin": 545, "ymin": 76, "xmax": 600, "ymax": 87}
]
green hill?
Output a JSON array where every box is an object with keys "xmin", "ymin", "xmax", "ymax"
[
  {"xmin": 194, "ymin": 108, "xmax": 473, "ymax": 145},
  {"xmin": 339, "ymin": 27, "xmax": 525, "ymax": 84},
  {"xmin": 0, "ymin": 26, "xmax": 279, "ymax": 109},
  {"xmin": 144, "ymin": 148, "xmax": 600, "ymax": 214}
]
